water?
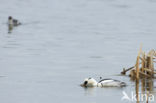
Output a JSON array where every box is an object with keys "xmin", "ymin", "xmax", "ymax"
[{"xmin": 0, "ymin": 0, "xmax": 156, "ymax": 103}]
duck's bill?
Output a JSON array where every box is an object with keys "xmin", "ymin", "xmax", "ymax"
[{"xmin": 80, "ymin": 84, "xmax": 85, "ymax": 87}]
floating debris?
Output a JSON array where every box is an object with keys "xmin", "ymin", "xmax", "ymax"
[
  {"xmin": 121, "ymin": 47, "xmax": 156, "ymax": 103},
  {"xmin": 121, "ymin": 49, "xmax": 156, "ymax": 79}
]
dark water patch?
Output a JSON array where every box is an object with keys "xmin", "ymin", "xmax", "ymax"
[
  {"xmin": 21, "ymin": 21, "xmax": 41, "ymax": 26},
  {"xmin": 112, "ymin": 4, "xmax": 130, "ymax": 9},
  {"xmin": 148, "ymin": 0, "xmax": 156, "ymax": 3},
  {"xmin": 90, "ymin": 56, "xmax": 103, "ymax": 59}
]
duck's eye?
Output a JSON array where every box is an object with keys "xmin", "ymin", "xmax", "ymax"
[{"xmin": 84, "ymin": 81, "xmax": 88, "ymax": 85}]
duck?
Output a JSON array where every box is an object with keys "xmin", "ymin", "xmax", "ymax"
[
  {"xmin": 81, "ymin": 78, "xmax": 126, "ymax": 87},
  {"xmin": 8, "ymin": 16, "xmax": 21, "ymax": 26}
]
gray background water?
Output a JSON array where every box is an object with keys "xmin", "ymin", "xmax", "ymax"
[{"xmin": 0, "ymin": 0, "xmax": 156, "ymax": 103}]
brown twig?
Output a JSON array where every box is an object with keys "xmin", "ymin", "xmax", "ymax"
[{"xmin": 121, "ymin": 66, "xmax": 135, "ymax": 75}]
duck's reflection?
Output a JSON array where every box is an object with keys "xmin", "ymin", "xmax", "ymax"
[
  {"xmin": 83, "ymin": 87, "xmax": 97, "ymax": 96},
  {"xmin": 8, "ymin": 24, "xmax": 13, "ymax": 33}
]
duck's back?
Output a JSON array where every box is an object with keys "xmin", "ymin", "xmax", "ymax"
[{"xmin": 98, "ymin": 79, "xmax": 126, "ymax": 87}]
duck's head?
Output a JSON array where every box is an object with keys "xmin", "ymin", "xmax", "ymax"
[
  {"xmin": 8, "ymin": 16, "xmax": 12, "ymax": 20},
  {"xmin": 81, "ymin": 78, "xmax": 97, "ymax": 87}
]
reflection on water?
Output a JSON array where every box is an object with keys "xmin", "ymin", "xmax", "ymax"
[
  {"xmin": 135, "ymin": 79, "xmax": 154, "ymax": 103},
  {"xmin": 84, "ymin": 87, "xmax": 97, "ymax": 96},
  {"xmin": 8, "ymin": 24, "xmax": 13, "ymax": 33}
]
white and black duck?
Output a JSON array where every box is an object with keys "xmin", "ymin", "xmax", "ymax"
[
  {"xmin": 8, "ymin": 16, "xmax": 21, "ymax": 26},
  {"xmin": 81, "ymin": 78, "xmax": 126, "ymax": 87}
]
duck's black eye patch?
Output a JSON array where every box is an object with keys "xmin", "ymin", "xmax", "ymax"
[
  {"xmin": 84, "ymin": 81, "xmax": 88, "ymax": 85},
  {"xmin": 9, "ymin": 16, "xmax": 12, "ymax": 20}
]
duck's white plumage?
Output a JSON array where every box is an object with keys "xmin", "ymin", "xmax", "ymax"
[
  {"xmin": 82, "ymin": 78, "xmax": 126, "ymax": 87},
  {"xmin": 98, "ymin": 79, "xmax": 126, "ymax": 87}
]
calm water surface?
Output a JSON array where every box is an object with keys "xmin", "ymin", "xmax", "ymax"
[{"xmin": 0, "ymin": 0, "xmax": 156, "ymax": 103}]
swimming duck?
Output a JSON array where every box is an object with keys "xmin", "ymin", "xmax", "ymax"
[
  {"xmin": 81, "ymin": 78, "xmax": 126, "ymax": 87},
  {"xmin": 8, "ymin": 16, "xmax": 21, "ymax": 26}
]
